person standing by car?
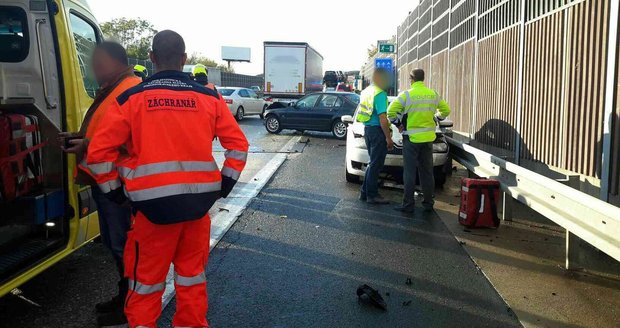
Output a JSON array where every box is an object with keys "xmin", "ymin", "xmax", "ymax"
[
  {"xmin": 60, "ymin": 41, "xmax": 141, "ymax": 326},
  {"xmin": 356, "ymin": 68, "xmax": 394, "ymax": 204},
  {"xmin": 388, "ymin": 68, "xmax": 450, "ymax": 213}
]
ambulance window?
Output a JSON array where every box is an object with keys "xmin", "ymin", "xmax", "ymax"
[
  {"xmin": 0, "ymin": 6, "xmax": 29, "ymax": 62},
  {"xmin": 69, "ymin": 12, "xmax": 100, "ymax": 98}
]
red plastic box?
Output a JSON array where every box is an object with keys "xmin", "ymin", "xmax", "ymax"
[{"xmin": 458, "ymin": 178, "xmax": 501, "ymax": 228}]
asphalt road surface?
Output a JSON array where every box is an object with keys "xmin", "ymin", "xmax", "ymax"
[{"xmin": 0, "ymin": 117, "xmax": 521, "ymax": 327}]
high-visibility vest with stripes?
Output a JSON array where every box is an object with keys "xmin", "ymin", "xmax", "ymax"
[
  {"xmin": 86, "ymin": 70, "xmax": 249, "ymax": 224},
  {"xmin": 356, "ymin": 85, "xmax": 384, "ymax": 123},
  {"xmin": 391, "ymin": 81, "xmax": 450, "ymax": 143}
]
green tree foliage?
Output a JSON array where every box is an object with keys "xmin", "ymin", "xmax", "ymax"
[
  {"xmin": 100, "ymin": 18, "xmax": 157, "ymax": 60},
  {"xmin": 187, "ymin": 53, "xmax": 235, "ymax": 73}
]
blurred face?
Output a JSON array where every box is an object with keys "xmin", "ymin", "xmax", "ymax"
[
  {"xmin": 92, "ymin": 49, "xmax": 123, "ymax": 86},
  {"xmin": 373, "ymin": 72, "xmax": 390, "ymax": 90}
]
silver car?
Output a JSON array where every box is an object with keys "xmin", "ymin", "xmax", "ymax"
[{"xmin": 219, "ymin": 87, "xmax": 268, "ymax": 121}]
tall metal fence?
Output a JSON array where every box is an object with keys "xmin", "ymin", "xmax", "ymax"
[
  {"xmin": 220, "ymin": 72, "xmax": 263, "ymax": 89},
  {"xmin": 396, "ymin": 0, "xmax": 619, "ymax": 202}
]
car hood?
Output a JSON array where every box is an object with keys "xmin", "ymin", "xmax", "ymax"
[{"xmin": 351, "ymin": 121, "xmax": 450, "ymax": 149}]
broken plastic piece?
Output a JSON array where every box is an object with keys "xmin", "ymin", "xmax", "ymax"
[{"xmin": 357, "ymin": 284, "xmax": 387, "ymax": 311}]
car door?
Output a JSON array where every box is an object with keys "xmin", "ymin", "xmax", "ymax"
[
  {"xmin": 247, "ymin": 89, "xmax": 263, "ymax": 114},
  {"xmin": 314, "ymin": 94, "xmax": 344, "ymax": 131},
  {"xmin": 237, "ymin": 89, "xmax": 251, "ymax": 111},
  {"xmin": 283, "ymin": 93, "xmax": 321, "ymax": 129}
]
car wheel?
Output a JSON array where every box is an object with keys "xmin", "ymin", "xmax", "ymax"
[
  {"xmin": 434, "ymin": 166, "xmax": 447, "ymax": 189},
  {"xmin": 345, "ymin": 167, "xmax": 360, "ymax": 183},
  {"xmin": 260, "ymin": 105, "xmax": 268, "ymax": 119},
  {"xmin": 265, "ymin": 115, "xmax": 282, "ymax": 134},
  {"xmin": 332, "ymin": 120, "xmax": 347, "ymax": 139},
  {"xmin": 235, "ymin": 107, "xmax": 244, "ymax": 121}
]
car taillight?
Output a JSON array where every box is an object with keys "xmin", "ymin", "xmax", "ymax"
[{"xmin": 225, "ymin": 99, "xmax": 233, "ymax": 104}]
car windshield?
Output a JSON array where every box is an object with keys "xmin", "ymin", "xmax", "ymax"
[
  {"xmin": 343, "ymin": 93, "xmax": 360, "ymax": 104},
  {"xmin": 219, "ymin": 88, "xmax": 235, "ymax": 96}
]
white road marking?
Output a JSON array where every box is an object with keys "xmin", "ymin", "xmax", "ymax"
[{"xmin": 161, "ymin": 136, "xmax": 301, "ymax": 309}]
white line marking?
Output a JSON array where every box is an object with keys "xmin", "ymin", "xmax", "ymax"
[{"xmin": 161, "ymin": 136, "xmax": 300, "ymax": 309}]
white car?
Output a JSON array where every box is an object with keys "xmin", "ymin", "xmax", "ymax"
[
  {"xmin": 342, "ymin": 99, "xmax": 453, "ymax": 187},
  {"xmin": 219, "ymin": 87, "xmax": 268, "ymax": 121}
]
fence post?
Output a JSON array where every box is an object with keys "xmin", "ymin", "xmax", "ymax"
[
  {"xmin": 600, "ymin": 0, "xmax": 619, "ymax": 201},
  {"xmin": 470, "ymin": 0, "xmax": 480, "ymax": 139},
  {"xmin": 513, "ymin": 0, "xmax": 527, "ymax": 165}
]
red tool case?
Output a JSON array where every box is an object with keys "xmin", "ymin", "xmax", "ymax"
[{"xmin": 458, "ymin": 178, "xmax": 501, "ymax": 228}]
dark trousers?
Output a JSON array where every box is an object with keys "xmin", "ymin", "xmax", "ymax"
[
  {"xmin": 402, "ymin": 138, "xmax": 434, "ymax": 209},
  {"xmin": 92, "ymin": 187, "xmax": 131, "ymax": 295},
  {"xmin": 361, "ymin": 126, "xmax": 388, "ymax": 198}
]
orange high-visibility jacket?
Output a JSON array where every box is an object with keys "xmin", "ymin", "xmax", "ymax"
[{"xmin": 86, "ymin": 70, "xmax": 249, "ymax": 224}]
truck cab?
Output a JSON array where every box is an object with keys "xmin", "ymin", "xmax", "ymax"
[{"xmin": 0, "ymin": 0, "xmax": 102, "ymax": 297}]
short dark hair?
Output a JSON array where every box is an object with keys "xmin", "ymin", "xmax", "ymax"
[
  {"xmin": 410, "ymin": 68, "xmax": 425, "ymax": 82},
  {"xmin": 152, "ymin": 30, "xmax": 186, "ymax": 69},
  {"xmin": 95, "ymin": 41, "xmax": 128, "ymax": 66}
]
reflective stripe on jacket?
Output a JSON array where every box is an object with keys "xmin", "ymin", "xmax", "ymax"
[
  {"xmin": 86, "ymin": 70, "xmax": 249, "ymax": 224},
  {"xmin": 387, "ymin": 81, "xmax": 450, "ymax": 143},
  {"xmin": 356, "ymin": 85, "xmax": 384, "ymax": 123}
]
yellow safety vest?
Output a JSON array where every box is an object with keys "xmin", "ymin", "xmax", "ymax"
[
  {"xmin": 356, "ymin": 85, "xmax": 384, "ymax": 123},
  {"xmin": 387, "ymin": 81, "xmax": 451, "ymax": 143}
]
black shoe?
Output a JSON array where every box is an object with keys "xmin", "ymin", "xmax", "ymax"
[
  {"xmin": 96, "ymin": 295, "xmax": 124, "ymax": 313},
  {"xmin": 97, "ymin": 308, "xmax": 127, "ymax": 327},
  {"xmin": 394, "ymin": 205, "xmax": 415, "ymax": 214},
  {"xmin": 359, "ymin": 193, "xmax": 367, "ymax": 201},
  {"xmin": 367, "ymin": 195, "xmax": 389, "ymax": 205}
]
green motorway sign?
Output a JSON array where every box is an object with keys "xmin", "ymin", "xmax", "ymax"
[{"xmin": 379, "ymin": 44, "xmax": 395, "ymax": 53}]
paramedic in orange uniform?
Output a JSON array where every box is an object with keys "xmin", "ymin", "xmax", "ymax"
[
  {"xmin": 60, "ymin": 41, "xmax": 141, "ymax": 327},
  {"xmin": 86, "ymin": 30, "xmax": 249, "ymax": 328}
]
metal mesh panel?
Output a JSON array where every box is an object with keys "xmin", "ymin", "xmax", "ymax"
[
  {"xmin": 419, "ymin": 0, "xmax": 434, "ymax": 15},
  {"xmin": 432, "ymin": 30, "xmax": 450, "ymax": 54},
  {"xmin": 433, "ymin": 14, "xmax": 450, "ymax": 38},
  {"xmin": 450, "ymin": 0, "xmax": 476, "ymax": 28},
  {"xmin": 450, "ymin": 16, "xmax": 476, "ymax": 47},
  {"xmin": 525, "ymin": 0, "xmax": 582, "ymax": 21},
  {"xmin": 418, "ymin": 40, "xmax": 432, "ymax": 58},
  {"xmin": 478, "ymin": 0, "xmax": 521, "ymax": 39},
  {"xmin": 419, "ymin": 4, "xmax": 434, "ymax": 28},
  {"xmin": 434, "ymin": 0, "xmax": 451, "ymax": 20}
]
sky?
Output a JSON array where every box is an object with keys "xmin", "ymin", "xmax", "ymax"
[{"xmin": 89, "ymin": 0, "xmax": 417, "ymax": 76}]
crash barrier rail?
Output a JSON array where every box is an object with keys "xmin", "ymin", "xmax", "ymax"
[{"xmin": 446, "ymin": 137, "xmax": 620, "ymax": 269}]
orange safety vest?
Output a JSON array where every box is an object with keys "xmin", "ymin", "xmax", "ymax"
[
  {"xmin": 85, "ymin": 76, "xmax": 142, "ymax": 140},
  {"xmin": 86, "ymin": 70, "xmax": 249, "ymax": 224},
  {"xmin": 76, "ymin": 75, "xmax": 141, "ymax": 185}
]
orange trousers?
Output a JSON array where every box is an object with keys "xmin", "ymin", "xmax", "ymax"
[{"xmin": 124, "ymin": 211, "xmax": 211, "ymax": 328}]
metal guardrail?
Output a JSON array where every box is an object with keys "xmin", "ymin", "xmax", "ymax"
[{"xmin": 447, "ymin": 137, "xmax": 620, "ymax": 266}]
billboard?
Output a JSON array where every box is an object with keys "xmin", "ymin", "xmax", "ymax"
[{"xmin": 222, "ymin": 46, "xmax": 251, "ymax": 62}]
